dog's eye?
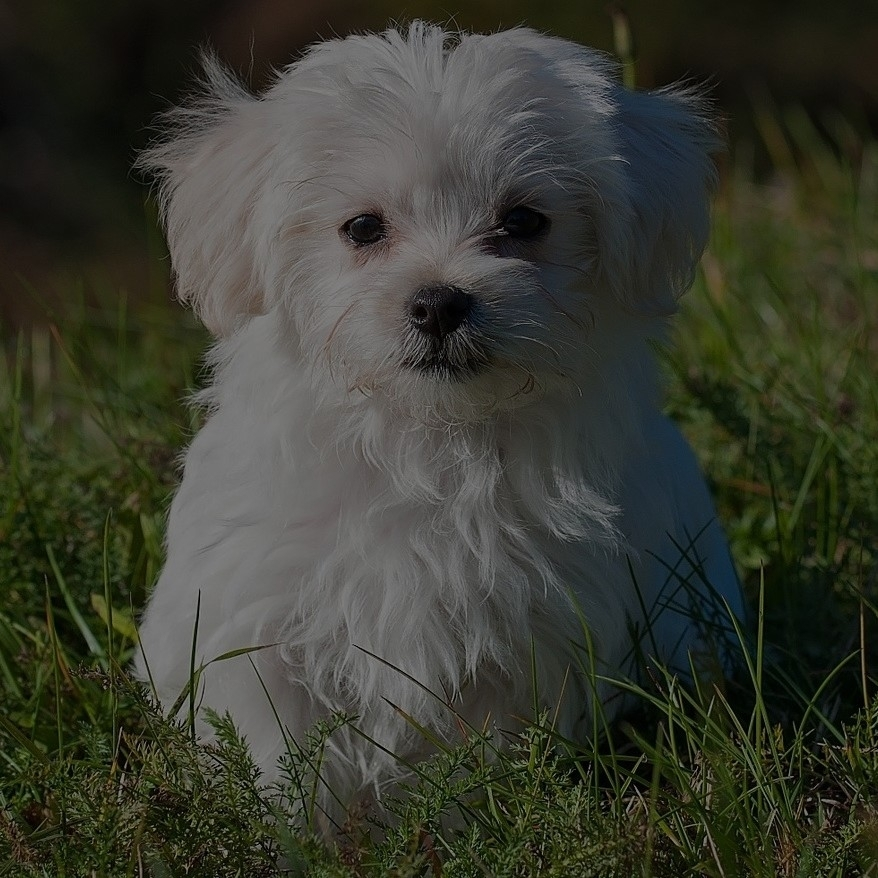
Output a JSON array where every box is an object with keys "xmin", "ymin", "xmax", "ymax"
[
  {"xmin": 500, "ymin": 206, "xmax": 548, "ymax": 239},
  {"xmin": 343, "ymin": 214, "xmax": 386, "ymax": 246}
]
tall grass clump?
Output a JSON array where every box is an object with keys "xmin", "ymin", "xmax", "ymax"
[{"xmin": 1, "ymin": 106, "xmax": 877, "ymax": 875}]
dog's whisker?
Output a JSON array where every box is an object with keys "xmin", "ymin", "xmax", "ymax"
[
  {"xmin": 502, "ymin": 331, "xmax": 564, "ymax": 362},
  {"xmin": 322, "ymin": 300, "xmax": 359, "ymax": 360},
  {"xmin": 531, "ymin": 282, "xmax": 589, "ymax": 333},
  {"xmin": 539, "ymin": 258, "xmax": 597, "ymax": 283},
  {"xmin": 506, "ymin": 370, "xmax": 538, "ymax": 399}
]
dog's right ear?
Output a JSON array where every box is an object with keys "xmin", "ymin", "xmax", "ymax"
[{"xmin": 137, "ymin": 56, "xmax": 277, "ymax": 336}]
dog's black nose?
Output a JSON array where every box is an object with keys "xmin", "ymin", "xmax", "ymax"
[{"xmin": 408, "ymin": 285, "xmax": 472, "ymax": 339}]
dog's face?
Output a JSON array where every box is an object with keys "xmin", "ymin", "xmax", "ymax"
[{"xmin": 144, "ymin": 24, "xmax": 719, "ymax": 419}]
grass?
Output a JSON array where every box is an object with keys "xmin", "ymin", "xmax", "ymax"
[{"xmin": 1, "ymin": 111, "xmax": 877, "ymax": 876}]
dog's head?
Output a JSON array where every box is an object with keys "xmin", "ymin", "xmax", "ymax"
[{"xmin": 141, "ymin": 23, "xmax": 719, "ymax": 416}]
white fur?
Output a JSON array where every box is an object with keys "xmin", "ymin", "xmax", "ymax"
[{"xmin": 136, "ymin": 22, "xmax": 743, "ymax": 820}]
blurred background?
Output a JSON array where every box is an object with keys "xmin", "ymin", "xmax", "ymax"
[{"xmin": 1, "ymin": 0, "xmax": 876, "ymax": 325}]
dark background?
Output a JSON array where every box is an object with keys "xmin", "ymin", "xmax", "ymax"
[{"xmin": 2, "ymin": 0, "xmax": 876, "ymax": 324}]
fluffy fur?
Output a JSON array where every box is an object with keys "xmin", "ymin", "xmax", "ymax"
[{"xmin": 136, "ymin": 22, "xmax": 743, "ymax": 821}]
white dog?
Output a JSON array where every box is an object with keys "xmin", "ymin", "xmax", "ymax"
[{"xmin": 136, "ymin": 22, "xmax": 743, "ymax": 821}]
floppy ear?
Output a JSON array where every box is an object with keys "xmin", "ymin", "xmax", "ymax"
[
  {"xmin": 505, "ymin": 31, "xmax": 721, "ymax": 316},
  {"xmin": 138, "ymin": 57, "xmax": 277, "ymax": 335},
  {"xmin": 604, "ymin": 86, "xmax": 721, "ymax": 315}
]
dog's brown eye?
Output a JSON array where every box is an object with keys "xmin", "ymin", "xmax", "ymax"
[
  {"xmin": 343, "ymin": 214, "xmax": 386, "ymax": 246},
  {"xmin": 501, "ymin": 206, "xmax": 548, "ymax": 239}
]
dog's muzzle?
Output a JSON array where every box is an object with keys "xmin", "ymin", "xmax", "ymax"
[{"xmin": 402, "ymin": 285, "xmax": 490, "ymax": 380}]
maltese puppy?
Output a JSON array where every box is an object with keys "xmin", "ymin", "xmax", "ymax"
[{"xmin": 136, "ymin": 21, "xmax": 743, "ymax": 820}]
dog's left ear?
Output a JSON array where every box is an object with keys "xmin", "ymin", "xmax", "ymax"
[
  {"xmin": 603, "ymin": 86, "xmax": 721, "ymax": 315},
  {"xmin": 505, "ymin": 30, "xmax": 721, "ymax": 316}
]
